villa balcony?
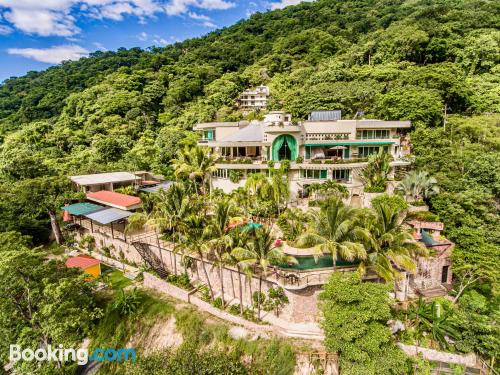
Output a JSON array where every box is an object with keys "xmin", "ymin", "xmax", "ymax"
[{"xmin": 216, "ymin": 156, "xmax": 267, "ymax": 167}]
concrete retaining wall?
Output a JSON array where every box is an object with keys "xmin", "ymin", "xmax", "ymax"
[{"xmin": 398, "ymin": 344, "xmax": 477, "ymax": 367}]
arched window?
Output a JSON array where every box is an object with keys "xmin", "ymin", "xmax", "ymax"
[{"xmin": 272, "ymin": 134, "xmax": 297, "ymax": 161}]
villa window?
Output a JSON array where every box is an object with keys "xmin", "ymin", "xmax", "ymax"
[
  {"xmin": 332, "ymin": 169, "xmax": 350, "ymax": 181},
  {"xmin": 356, "ymin": 129, "xmax": 390, "ymax": 139},
  {"xmin": 220, "ymin": 147, "xmax": 231, "ymax": 156},
  {"xmin": 300, "ymin": 169, "xmax": 327, "ymax": 179},
  {"xmin": 202, "ymin": 129, "xmax": 215, "ymax": 141},
  {"xmin": 358, "ymin": 146, "xmax": 389, "ymax": 157}
]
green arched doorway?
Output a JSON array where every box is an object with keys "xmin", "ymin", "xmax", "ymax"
[{"xmin": 272, "ymin": 134, "xmax": 297, "ymax": 161}]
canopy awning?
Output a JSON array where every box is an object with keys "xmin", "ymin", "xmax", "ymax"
[
  {"xmin": 305, "ymin": 141, "xmax": 394, "ymax": 146},
  {"xmin": 84, "ymin": 207, "xmax": 132, "ymax": 225},
  {"xmin": 62, "ymin": 202, "xmax": 104, "ymax": 216},
  {"xmin": 139, "ymin": 181, "xmax": 173, "ymax": 193}
]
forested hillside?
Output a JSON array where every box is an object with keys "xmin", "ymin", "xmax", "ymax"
[
  {"xmin": 0, "ymin": 0, "xmax": 498, "ymax": 369},
  {"xmin": 0, "ymin": 0, "xmax": 498, "ymax": 243}
]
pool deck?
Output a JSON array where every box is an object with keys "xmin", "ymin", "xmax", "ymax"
[{"xmin": 282, "ymin": 242, "xmax": 324, "ymax": 256}]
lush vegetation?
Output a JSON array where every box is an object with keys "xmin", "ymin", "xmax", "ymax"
[
  {"xmin": 0, "ymin": 0, "xmax": 498, "ymax": 372},
  {"xmin": 320, "ymin": 273, "xmax": 409, "ymax": 375}
]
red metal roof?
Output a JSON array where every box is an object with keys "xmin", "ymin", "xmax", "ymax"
[
  {"xmin": 66, "ymin": 255, "xmax": 100, "ymax": 270},
  {"xmin": 87, "ymin": 190, "xmax": 141, "ymax": 209}
]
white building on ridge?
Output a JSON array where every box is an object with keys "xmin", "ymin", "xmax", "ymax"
[{"xmin": 237, "ymin": 85, "xmax": 270, "ymax": 110}]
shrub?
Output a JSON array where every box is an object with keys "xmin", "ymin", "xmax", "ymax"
[
  {"xmin": 311, "ymin": 159, "xmax": 323, "ymax": 164},
  {"xmin": 252, "ymin": 291, "xmax": 266, "ymax": 308},
  {"xmin": 411, "ymin": 199, "xmax": 427, "ymax": 206},
  {"xmin": 198, "ymin": 284, "xmax": 211, "ymax": 302},
  {"xmin": 167, "ymin": 273, "xmax": 191, "ymax": 290},
  {"xmin": 371, "ymin": 193, "xmax": 408, "ymax": 212},
  {"xmin": 228, "ymin": 304, "xmax": 241, "ymax": 315},
  {"xmin": 264, "ymin": 287, "xmax": 289, "ymax": 316},
  {"xmin": 408, "ymin": 211, "xmax": 440, "ymax": 222},
  {"xmin": 280, "ymin": 159, "xmax": 290, "ymax": 173},
  {"xmin": 212, "ymin": 297, "xmax": 224, "ymax": 309},
  {"xmin": 229, "ymin": 170, "xmax": 243, "ymax": 183},
  {"xmin": 267, "ymin": 160, "xmax": 275, "ymax": 169},
  {"xmin": 364, "ymin": 186, "xmax": 386, "ymax": 193},
  {"xmin": 295, "ymin": 156, "xmax": 304, "ymax": 164},
  {"xmin": 113, "ymin": 288, "xmax": 141, "ymax": 316}
]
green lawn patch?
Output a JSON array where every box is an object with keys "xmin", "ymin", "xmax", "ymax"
[{"xmin": 106, "ymin": 270, "xmax": 133, "ymax": 290}]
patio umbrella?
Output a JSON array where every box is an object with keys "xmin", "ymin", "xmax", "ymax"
[{"xmin": 329, "ymin": 146, "xmax": 347, "ymax": 150}]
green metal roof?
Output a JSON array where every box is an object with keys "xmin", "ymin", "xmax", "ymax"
[
  {"xmin": 62, "ymin": 202, "xmax": 103, "ymax": 216},
  {"xmin": 304, "ymin": 141, "xmax": 395, "ymax": 146}
]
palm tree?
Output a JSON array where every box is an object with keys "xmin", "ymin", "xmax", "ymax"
[
  {"xmin": 202, "ymin": 198, "xmax": 235, "ymax": 309},
  {"xmin": 245, "ymin": 172, "xmax": 271, "ymax": 200},
  {"xmin": 363, "ymin": 202, "xmax": 428, "ymax": 281},
  {"xmin": 224, "ymin": 225, "xmax": 251, "ymax": 315},
  {"xmin": 149, "ymin": 183, "xmax": 190, "ymax": 275},
  {"xmin": 179, "ymin": 214, "xmax": 215, "ymax": 300},
  {"xmin": 396, "ymin": 171, "xmax": 439, "ymax": 203},
  {"xmin": 296, "ymin": 197, "xmax": 369, "ymax": 270},
  {"xmin": 171, "ymin": 146, "xmax": 217, "ymax": 195},
  {"xmin": 361, "ymin": 150, "xmax": 393, "ymax": 191},
  {"xmin": 270, "ymin": 171, "xmax": 289, "ymax": 215},
  {"xmin": 308, "ymin": 180, "xmax": 349, "ymax": 201},
  {"xmin": 231, "ymin": 227, "xmax": 296, "ymax": 320}
]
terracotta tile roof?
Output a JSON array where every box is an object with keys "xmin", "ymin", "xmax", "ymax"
[
  {"xmin": 66, "ymin": 255, "xmax": 100, "ymax": 270},
  {"xmin": 87, "ymin": 190, "xmax": 141, "ymax": 209}
]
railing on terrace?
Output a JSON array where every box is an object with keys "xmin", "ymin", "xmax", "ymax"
[
  {"xmin": 302, "ymin": 157, "xmax": 369, "ymax": 164},
  {"xmin": 217, "ymin": 157, "xmax": 265, "ymax": 164},
  {"xmin": 263, "ymin": 265, "xmax": 358, "ymax": 289},
  {"xmin": 305, "ymin": 133, "xmax": 350, "ymax": 141}
]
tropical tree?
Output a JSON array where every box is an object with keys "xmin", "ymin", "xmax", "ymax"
[
  {"xmin": 270, "ymin": 171, "xmax": 290, "ymax": 215},
  {"xmin": 231, "ymin": 227, "xmax": 297, "ymax": 320},
  {"xmin": 320, "ymin": 272, "xmax": 409, "ymax": 375},
  {"xmin": 203, "ymin": 198, "xmax": 236, "ymax": 308},
  {"xmin": 224, "ymin": 225, "xmax": 250, "ymax": 315},
  {"xmin": 363, "ymin": 201, "xmax": 428, "ymax": 281},
  {"xmin": 245, "ymin": 172, "xmax": 271, "ymax": 200},
  {"xmin": 361, "ymin": 150, "xmax": 393, "ymax": 192},
  {"xmin": 179, "ymin": 214, "xmax": 215, "ymax": 300},
  {"xmin": 307, "ymin": 180, "xmax": 349, "ymax": 201},
  {"xmin": 171, "ymin": 146, "xmax": 217, "ymax": 195},
  {"xmin": 276, "ymin": 208, "xmax": 308, "ymax": 242},
  {"xmin": 405, "ymin": 298, "xmax": 460, "ymax": 350},
  {"xmin": 296, "ymin": 198, "xmax": 369, "ymax": 270},
  {"xmin": 396, "ymin": 170, "xmax": 439, "ymax": 203},
  {"xmin": 149, "ymin": 183, "xmax": 191, "ymax": 275}
]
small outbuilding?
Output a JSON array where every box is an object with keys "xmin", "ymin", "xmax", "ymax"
[{"xmin": 65, "ymin": 255, "xmax": 101, "ymax": 279}]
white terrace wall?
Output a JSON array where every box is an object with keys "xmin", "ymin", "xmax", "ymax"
[{"xmin": 74, "ymin": 227, "xmax": 322, "ymax": 323}]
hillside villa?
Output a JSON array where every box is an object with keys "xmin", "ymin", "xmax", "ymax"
[{"xmin": 195, "ymin": 110, "xmax": 412, "ymax": 201}]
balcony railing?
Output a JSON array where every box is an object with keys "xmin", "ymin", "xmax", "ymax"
[
  {"xmin": 216, "ymin": 156, "xmax": 265, "ymax": 164},
  {"xmin": 302, "ymin": 157, "xmax": 369, "ymax": 164}
]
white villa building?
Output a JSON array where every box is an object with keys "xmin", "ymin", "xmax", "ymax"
[
  {"xmin": 236, "ymin": 85, "xmax": 270, "ymax": 111},
  {"xmin": 195, "ymin": 110, "xmax": 412, "ymax": 200}
]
